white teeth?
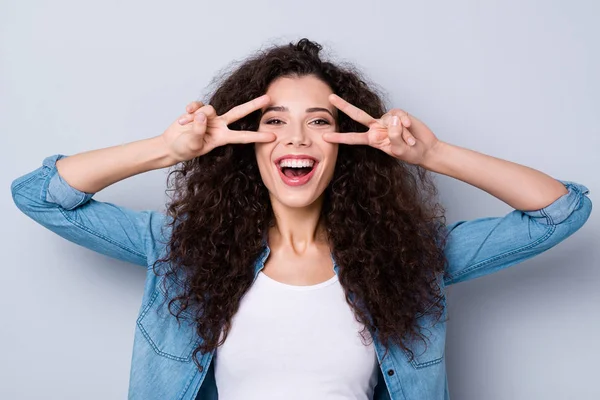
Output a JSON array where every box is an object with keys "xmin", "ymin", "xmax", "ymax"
[{"xmin": 279, "ymin": 159, "xmax": 315, "ymax": 168}]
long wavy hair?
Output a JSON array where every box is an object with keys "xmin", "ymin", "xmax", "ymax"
[{"xmin": 151, "ymin": 38, "xmax": 449, "ymax": 369}]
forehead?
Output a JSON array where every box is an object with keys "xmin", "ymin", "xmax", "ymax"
[{"xmin": 265, "ymin": 75, "xmax": 333, "ymax": 104}]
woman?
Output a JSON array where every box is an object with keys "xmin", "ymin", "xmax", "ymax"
[{"xmin": 11, "ymin": 38, "xmax": 592, "ymax": 400}]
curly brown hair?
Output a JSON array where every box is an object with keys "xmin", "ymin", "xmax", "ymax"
[{"xmin": 151, "ymin": 38, "xmax": 449, "ymax": 369}]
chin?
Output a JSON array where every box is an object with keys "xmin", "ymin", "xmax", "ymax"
[{"xmin": 271, "ymin": 192, "xmax": 324, "ymax": 209}]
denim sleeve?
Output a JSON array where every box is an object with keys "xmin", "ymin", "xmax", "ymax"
[
  {"xmin": 443, "ymin": 181, "xmax": 592, "ymax": 286},
  {"xmin": 10, "ymin": 154, "xmax": 170, "ymax": 268}
]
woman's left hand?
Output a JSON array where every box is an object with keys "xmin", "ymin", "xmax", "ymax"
[{"xmin": 323, "ymin": 94, "xmax": 441, "ymax": 165}]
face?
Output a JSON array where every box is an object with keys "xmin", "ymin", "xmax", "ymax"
[{"xmin": 255, "ymin": 75, "xmax": 339, "ymax": 209}]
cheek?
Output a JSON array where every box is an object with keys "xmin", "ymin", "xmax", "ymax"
[
  {"xmin": 321, "ymin": 141, "xmax": 339, "ymax": 162},
  {"xmin": 254, "ymin": 145, "xmax": 275, "ymax": 183},
  {"xmin": 254, "ymin": 144, "xmax": 269, "ymax": 163},
  {"xmin": 330, "ymin": 144, "xmax": 339, "ymax": 158},
  {"xmin": 326, "ymin": 146, "xmax": 339, "ymax": 175}
]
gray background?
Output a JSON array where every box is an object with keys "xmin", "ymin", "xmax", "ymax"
[{"xmin": 2, "ymin": 0, "xmax": 598, "ymax": 399}]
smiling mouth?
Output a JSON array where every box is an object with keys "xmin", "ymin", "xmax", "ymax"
[{"xmin": 275, "ymin": 160, "xmax": 319, "ymax": 186}]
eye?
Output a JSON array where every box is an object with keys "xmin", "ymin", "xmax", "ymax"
[
  {"xmin": 265, "ymin": 118, "xmax": 284, "ymax": 125},
  {"xmin": 311, "ymin": 119, "xmax": 331, "ymax": 126}
]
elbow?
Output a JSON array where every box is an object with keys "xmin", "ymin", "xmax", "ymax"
[
  {"xmin": 572, "ymin": 194, "xmax": 592, "ymax": 230},
  {"xmin": 11, "ymin": 172, "xmax": 39, "ymax": 212},
  {"xmin": 547, "ymin": 194, "xmax": 592, "ymax": 243}
]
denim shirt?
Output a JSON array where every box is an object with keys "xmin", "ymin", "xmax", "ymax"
[{"xmin": 11, "ymin": 154, "xmax": 592, "ymax": 400}]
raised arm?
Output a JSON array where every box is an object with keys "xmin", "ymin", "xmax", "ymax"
[
  {"xmin": 11, "ymin": 96, "xmax": 275, "ymax": 268},
  {"xmin": 11, "ymin": 139, "xmax": 173, "ymax": 268},
  {"xmin": 418, "ymin": 140, "xmax": 591, "ymax": 285},
  {"xmin": 323, "ymin": 95, "xmax": 593, "ymax": 285},
  {"xmin": 421, "ymin": 141, "xmax": 569, "ymax": 212}
]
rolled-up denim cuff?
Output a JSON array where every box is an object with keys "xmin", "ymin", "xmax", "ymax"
[
  {"xmin": 42, "ymin": 154, "xmax": 95, "ymax": 210},
  {"xmin": 522, "ymin": 180, "xmax": 590, "ymax": 225}
]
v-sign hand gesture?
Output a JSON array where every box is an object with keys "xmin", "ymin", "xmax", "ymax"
[
  {"xmin": 162, "ymin": 94, "xmax": 275, "ymax": 162},
  {"xmin": 323, "ymin": 94, "xmax": 441, "ymax": 166}
]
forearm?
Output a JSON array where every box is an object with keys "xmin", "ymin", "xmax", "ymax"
[
  {"xmin": 55, "ymin": 136, "xmax": 176, "ymax": 194},
  {"xmin": 421, "ymin": 141, "xmax": 568, "ymax": 211}
]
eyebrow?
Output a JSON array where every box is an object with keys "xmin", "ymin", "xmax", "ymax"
[{"xmin": 262, "ymin": 106, "xmax": 335, "ymax": 118}]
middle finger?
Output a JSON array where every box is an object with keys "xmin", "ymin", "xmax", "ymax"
[
  {"xmin": 222, "ymin": 94, "xmax": 271, "ymax": 125},
  {"xmin": 329, "ymin": 94, "xmax": 377, "ymax": 127}
]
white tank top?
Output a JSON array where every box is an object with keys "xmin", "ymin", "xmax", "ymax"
[{"xmin": 214, "ymin": 271, "xmax": 379, "ymax": 400}]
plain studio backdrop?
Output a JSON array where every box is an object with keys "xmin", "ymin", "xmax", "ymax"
[{"xmin": 1, "ymin": 1, "xmax": 598, "ymax": 399}]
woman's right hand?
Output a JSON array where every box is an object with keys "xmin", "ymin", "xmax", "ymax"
[{"xmin": 161, "ymin": 94, "xmax": 275, "ymax": 162}]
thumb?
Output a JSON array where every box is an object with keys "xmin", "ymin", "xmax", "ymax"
[
  {"xmin": 192, "ymin": 112, "xmax": 207, "ymax": 135},
  {"xmin": 182, "ymin": 112, "xmax": 208, "ymax": 153}
]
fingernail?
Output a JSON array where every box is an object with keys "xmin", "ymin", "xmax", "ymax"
[
  {"xmin": 392, "ymin": 116, "xmax": 399, "ymax": 126},
  {"xmin": 408, "ymin": 137, "xmax": 416, "ymax": 146},
  {"xmin": 403, "ymin": 117, "xmax": 411, "ymax": 126},
  {"xmin": 195, "ymin": 113, "xmax": 206, "ymax": 122}
]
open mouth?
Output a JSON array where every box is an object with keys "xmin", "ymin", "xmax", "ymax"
[
  {"xmin": 275, "ymin": 158, "xmax": 319, "ymax": 186},
  {"xmin": 280, "ymin": 166, "xmax": 314, "ymax": 178}
]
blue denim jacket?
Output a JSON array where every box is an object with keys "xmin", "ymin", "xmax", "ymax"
[{"xmin": 11, "ymin": 154, "xmax": 592, "ymax": 400}]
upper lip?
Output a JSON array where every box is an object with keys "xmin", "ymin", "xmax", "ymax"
[{"xmin": 274, "ymin": 154, "xmax": 319, "ymax": 164}]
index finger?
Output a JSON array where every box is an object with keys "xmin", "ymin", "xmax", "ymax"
[
  {"xmin": 329, "ymin": 94, "xmax": 376, "ymax": 127},
  {"xmin": 224, "ymin": 130, "xmax": 277, "ymax": 145},
  {"xmin": 222, "ymin": 94, "xmax": 271, "ymax": 125}
]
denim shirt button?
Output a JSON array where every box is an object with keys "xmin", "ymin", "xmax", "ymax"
[
  {"xmin": 387, "ymin": 369, "xmax": 395, "ymax": 376},
  {"xmin": 198, "ymin": 366, "xmax": 204, "ymax": 372}
]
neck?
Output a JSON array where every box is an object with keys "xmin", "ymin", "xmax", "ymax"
[{"xmin": 268, "ymin": 195, "xmax": 327, "ymax": 256}]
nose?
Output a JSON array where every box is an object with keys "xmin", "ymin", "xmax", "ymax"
[{"xmin": 285, "ymin": 123, "xmax": 311, "ymax": 147}]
